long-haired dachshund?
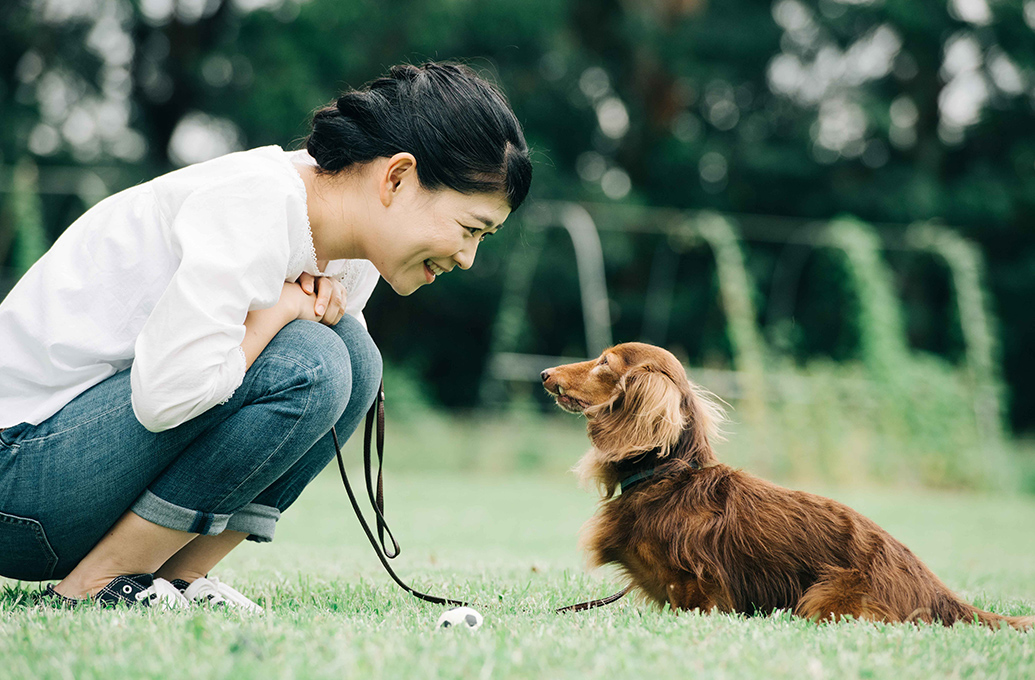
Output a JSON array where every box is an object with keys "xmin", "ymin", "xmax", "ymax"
[{"xmin": 541, "ymin": 342, "xmax": 1033, "ymax": 630}]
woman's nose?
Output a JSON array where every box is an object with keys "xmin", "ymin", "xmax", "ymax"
[{"xmin": 454, "ymin": 241, "xmax": 478, "ymax": 270}]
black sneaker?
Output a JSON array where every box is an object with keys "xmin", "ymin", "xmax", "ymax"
[
  {"xmin": 40, "ymin": 574, "xmax": 191, "ymax": 609},
  {"xmin": 169, "ymin": 579, "xmax": 192, "ymax": 593}
]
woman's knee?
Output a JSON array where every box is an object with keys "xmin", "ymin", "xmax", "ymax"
[
  {"xmin": 264, "ymin": 320, "xmax": 354, "ymax": 425},
  {"xmin": 339, "ymin": 317, "xmax": 383, "ymax": 409},
  {"xmin": 270, "ymin": 316, "xmax": 381, "ymax": 421},
  {"xmin": 325, "ymin": 313, "xmax": 381, "ymax": 380}
]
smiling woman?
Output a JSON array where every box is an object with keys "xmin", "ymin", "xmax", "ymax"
[
  {"xmin": 0, "ymin": 61, "xmax": 531, "ymax": 610},
  {"xmin": 302, "ymin": 62, "xmax": 529, "ymax": 295},
  {"xmin": 295, "ymin": 159, "xmax": 513, "ymax": 295}
]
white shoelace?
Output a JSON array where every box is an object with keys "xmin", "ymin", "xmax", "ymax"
[
  {"xmin": 134, "ymin": 578, "xmax": 191, "ymax": 609},
  {"xmin": 183, "ymin": 576, "xmax": 263, "ymax": 612}
]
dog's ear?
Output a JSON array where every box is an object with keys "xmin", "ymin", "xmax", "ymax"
[
  {"xmin": 671, "ymin": 379, "xmax": 727, "ymax": 468},
  {"xmin": 585, "ymin": 363, "xmax": 685, "ymax": 461}
]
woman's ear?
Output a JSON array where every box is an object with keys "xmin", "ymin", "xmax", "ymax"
[
  {"xmin": 585, "ymin": 363, "xmax": 685, "ymax": 461},
  {"xmin": 379, "ymin": 152, "xmax": 418, "ymax": 206}
]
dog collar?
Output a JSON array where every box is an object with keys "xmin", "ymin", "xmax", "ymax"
[
  {"xmin": 619, "ymin": 460, "xmax": 701, "ymax": 494},
  {"xmin": 619, "ymin": 468, "xmax": 657, "ymax": 493}
]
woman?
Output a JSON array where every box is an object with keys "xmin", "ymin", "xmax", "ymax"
[{"xmin": 0, "ymin": 62, "xmax": 532, "ymax": 609}]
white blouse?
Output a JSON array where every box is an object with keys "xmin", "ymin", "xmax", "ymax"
[{"xmin": 0, "ymin": 146, "xmax": 380, "ymax": 432}]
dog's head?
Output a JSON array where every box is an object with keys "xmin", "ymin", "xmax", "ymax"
[{"xmin": 542, "ymin": 342, "xmax": 725, "ymax": 495}]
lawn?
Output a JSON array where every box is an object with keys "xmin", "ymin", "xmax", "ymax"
[{"xmin": 2, "ymin": 462, "xmax": 1034, "ymax": 679}]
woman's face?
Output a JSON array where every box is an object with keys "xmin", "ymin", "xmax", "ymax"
[{"xmin": 369, "ymin": 157, "xmax": 511, "ymax": 295}]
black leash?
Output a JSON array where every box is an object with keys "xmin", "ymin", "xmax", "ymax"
[
  {"xmin": 555, "ymin": 585, "xmax": 631, "ymax": 613},
  {"xmin": 332, "ymin": 382, "xmax": 467, "ymax": 607},
  {"xmin": 332, "ymin": 382, "xmax": 628, "ymax": 613}
]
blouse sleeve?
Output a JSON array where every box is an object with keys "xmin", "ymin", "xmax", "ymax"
[{"xmin": 130, "ymin": 173, "xmax": 291, "ymax": 432}]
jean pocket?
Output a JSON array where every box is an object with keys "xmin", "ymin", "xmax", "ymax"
[
  {"xmin": 0, "ymin": 424, "xmax": 27, "ymax": 449},
  {"xmin": 0, "ymin": 511, "xmax": 59, "ymax": 581}
]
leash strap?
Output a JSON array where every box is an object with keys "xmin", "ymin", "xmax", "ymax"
[
  {"xmin": 555, "ymin": 585, "xmax": 631, "ymax": 613},
  {"xmin": 362, "ymin": 385, "xmax": 399, "ymax": 558},
  {"xmin": 334, "ymin": 382, "xmax": 627, "ymax": 613},
  {"xmin": 332, "ymin": 383, "xmax": 467, "ymax": 607}
]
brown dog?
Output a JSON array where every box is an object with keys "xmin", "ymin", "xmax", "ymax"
[{"xmin": 541, "ymin": 342, "xmax": 1033, "ymax": 629}]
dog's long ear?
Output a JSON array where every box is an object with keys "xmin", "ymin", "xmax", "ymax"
[
  {"xmin": 671, "ymin": 380, "xmax": 727, "ymax": 468},
  {"xmin": 585, "ymin": 363, "xmax": 685, "ymax": 461}
]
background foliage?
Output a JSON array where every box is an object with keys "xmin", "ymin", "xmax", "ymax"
[{"xmin": 2, "ymin": 0, "xmax": 1034, "ymax": 442}]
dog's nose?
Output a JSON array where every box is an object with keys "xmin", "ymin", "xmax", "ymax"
[{"xmin": 540, "ymin": 369, "xmax": 550, "ymax": 383}]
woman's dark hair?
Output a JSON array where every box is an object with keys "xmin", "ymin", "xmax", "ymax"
[{"xmin": 306, "ymin": 62, "xmax": 532, "ymax": 211}]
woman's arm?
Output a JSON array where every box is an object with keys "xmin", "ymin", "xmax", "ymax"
[{"xmin": 241, "ymin": 281, "xmax": 321, "ymax": 370}]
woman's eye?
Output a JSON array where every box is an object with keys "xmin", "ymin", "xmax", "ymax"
[{"xmin": 466, "ymin": 226, "xmax": 496, "ymax": 242}]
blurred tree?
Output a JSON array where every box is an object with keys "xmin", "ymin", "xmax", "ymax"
[
  {"xmin": 7, "ymin": 159, "xmax": 47, "ymax": 277},
  {"xmin": 1, "ymin": 0, "xmax": 1034, "ymax": 431}
]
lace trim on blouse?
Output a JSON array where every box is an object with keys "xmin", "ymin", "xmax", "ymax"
[
  {"xmin": 283, "ymin": 157, "xmax": 323, "ymax": 276},
  {"xmin": 285, "ymin": 149, "xmax": 367, "ymax": 290}
]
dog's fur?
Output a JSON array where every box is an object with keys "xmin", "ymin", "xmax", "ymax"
[{"xmin": 542, "ymin": 342, "xmax": 1033, "ymax": 630}]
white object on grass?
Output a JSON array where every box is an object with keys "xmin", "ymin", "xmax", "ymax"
[{"xmin": 436, "ymin": 606, "xmax": 483, "ymax": 630}]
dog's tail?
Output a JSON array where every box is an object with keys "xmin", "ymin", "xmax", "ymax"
[{"xmin": 962, "ymin": 605, "xmax": 1034, "ymax": 631}]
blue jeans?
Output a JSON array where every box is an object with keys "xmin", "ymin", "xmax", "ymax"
[{"xmin": 0, "ymin": 316, "xmax": 381, "ymax": 582}]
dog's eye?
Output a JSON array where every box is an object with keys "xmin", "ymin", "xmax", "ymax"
[{"xmin": 599, "ymin": 355, "xmax": 609, "ymax": 367}]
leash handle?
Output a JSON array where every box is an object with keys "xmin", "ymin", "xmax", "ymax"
[
  {"xmin": 361, "ymin": 383, "xmax": 400, "ymax": 558},
  {"xmin": 333, "ymin": 387, "xmax": 469, "ymax": 608}
]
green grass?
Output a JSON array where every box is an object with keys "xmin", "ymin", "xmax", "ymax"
[
  {"xmin": 2, "ymin": 464, "xmax": 1034, "ymax": 679},
  {"xmin": 2, "ymin": 357, "xmax": 1029, "ymax": 680}
]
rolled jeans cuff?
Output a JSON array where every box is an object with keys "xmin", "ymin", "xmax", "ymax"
[
  {"xmin": 225, "ymin": 503, "xmax": 281, "ymax": 543},
  {"xmin": 130, "ymin": 491, "xmax": 280, "ymax": 542},
  {"xmin": 131, "ymin": 489, "xmax": 231, "ymax": 536}
]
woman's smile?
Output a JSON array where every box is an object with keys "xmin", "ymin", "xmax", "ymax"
[{"xmin": 424, "ymin": 259, "xmax": 447, "ymax": 282}]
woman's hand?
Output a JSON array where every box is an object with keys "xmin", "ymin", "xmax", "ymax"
[
  {"xmin": 241, "ymin": 276, "xmax": 347, "ymax": 371},
  {"xmin": 279, "ymin": 281, "xmax": 320, "ymax": 323},
  {"xmin": 298, "ymin": 272, "xmax": 348, "ymax": 326}
]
